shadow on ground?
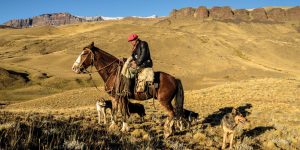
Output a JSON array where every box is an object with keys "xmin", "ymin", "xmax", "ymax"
[
  {"xmin": 202, "ymin": 103, "xmax": 252, "ymax": 127},
  {"xmin": 242, "ymin": 126, "xmax": 276, "ymax": 138}
]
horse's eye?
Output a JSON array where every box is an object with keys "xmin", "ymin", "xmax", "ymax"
[{"xmin": 82, "ymin": 51, "xmax": 89, "ymax": 55}]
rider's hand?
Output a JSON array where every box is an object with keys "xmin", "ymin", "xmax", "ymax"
[{"xmin": 130, "ymin": 61, "xmax": 137, "ymax": 69}]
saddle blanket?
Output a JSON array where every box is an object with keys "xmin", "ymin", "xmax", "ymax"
[{"xmin": 136, "ymin": 68, "xmax": 154, "ymax": 92}]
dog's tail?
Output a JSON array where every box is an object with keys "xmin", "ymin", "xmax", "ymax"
[{"xmin": 175, "ymin": 79, "xmax": 184, "ymax": 119}]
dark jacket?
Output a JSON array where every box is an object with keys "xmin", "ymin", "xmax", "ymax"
[{"xmin": 131, "ymin": 40, "xmax": 153, "ymax": 68}]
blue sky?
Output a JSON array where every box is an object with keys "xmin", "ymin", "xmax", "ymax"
[{"xmin": 1, "ymin": 0, "xmax": 299, "ymax": 24}]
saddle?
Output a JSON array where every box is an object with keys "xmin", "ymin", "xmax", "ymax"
[
  {"xmin": 119, "ymin": 57, "xmax": 158, "ymax": 99},
  {"xmin": 132, "ymin": 70, "xmax": 159, "ymax": 100}
]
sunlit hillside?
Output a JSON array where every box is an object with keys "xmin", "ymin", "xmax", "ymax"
[{"xmin": 0, "ymin": 18, "xmax": 300, "ymax": 149}]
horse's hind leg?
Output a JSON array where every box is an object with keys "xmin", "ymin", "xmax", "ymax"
[
  {"xmin": 120, "ymin": 97, "xmax": 130, "ymax": 132},
  {"xmin": 159, "ymin": 100, "xmax": 175, "ymax": 138}
]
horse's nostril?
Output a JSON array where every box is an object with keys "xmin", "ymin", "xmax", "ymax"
[
  {"xmin": 72, "ymin": 67, "xmax": 77, "ymax": 72},
  {"xmin": 80, "ymin": 67, "xmax": 84, "ymax": 72}
]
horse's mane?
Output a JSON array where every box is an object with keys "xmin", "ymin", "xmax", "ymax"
[{"xmin": 92, "ymin": 46, "xmax": 118, "ymax": 61}]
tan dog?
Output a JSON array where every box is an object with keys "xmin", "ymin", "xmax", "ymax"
[
  {"xmin": 96, "ymin": 99, "xmax": 112, "ymax": 124},
  {"xmin": 221, "ymin": 108, "xmax": 246, "ymax": 149}
]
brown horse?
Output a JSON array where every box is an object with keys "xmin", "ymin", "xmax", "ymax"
[{"xmin": 72, "ymin": 42, "xmax": 184, "ymax": 137}]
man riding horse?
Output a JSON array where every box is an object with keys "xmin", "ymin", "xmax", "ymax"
[
  {"xmin": 122, "ymin": 33, "xmax": 154, "ymax": 97},
  {"xmin": 72, "ymin": 41, "xmax": 184, "ymax": 138}
]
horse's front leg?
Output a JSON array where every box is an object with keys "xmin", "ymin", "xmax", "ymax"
[
  {"xmin": 120, "ymin": 98, "xmax": 130, "ymax": 132},
  {"xmin": 109, "ymin": 98, "xmax": 118, "ymax": 130},
  {"xmin": 120, "ymin": 112, "xmax": 130, "ymax": 132},
  {"xmin": 121, "ymin": 121, "xmax": 129, "ymax": 132},
  {"xmin": 103, "ymin": 109, "xmax": 107, "ymax": 124},
  {"xmin": 120, "ymin": 111, "xmax": 130, "ymax": 132}
]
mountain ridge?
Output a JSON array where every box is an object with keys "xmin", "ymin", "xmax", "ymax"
[
  {"xmin": 170, "ymin": 6, "xmax": 300, "ymax": 22},
  {"xmin": 3, "ymin": 6, "xmax": 300, "ymax": 28},
  {"xmin": 3, "ymin": 12, "xmax": 103, "ymax": 28}
]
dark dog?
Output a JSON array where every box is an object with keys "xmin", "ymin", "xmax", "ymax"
[
  {"xmin": 128, "ymin": 101, "xmax": 146, "ymax": 121},
  {"xmin": 176, "ymin": 109, "xmax": 199, "ymax": 130}
]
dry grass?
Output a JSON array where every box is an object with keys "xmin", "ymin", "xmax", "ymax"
[
  {"xmin": 2, "ymin": 78, "xmax": 299, "ymax": 149},
  {"xmin": 0, "ymin": 18, "xmax": 300, "ymax": 149},
  {"xmin": 0, "ymin": 111, "xmax": 154, "ymax": 149}
]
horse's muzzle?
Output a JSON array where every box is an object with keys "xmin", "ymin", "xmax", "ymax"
[
  {"xmin": 80, "ymin": 67, "xmax": 88, "ymax": 74},
  {"xmin": 72, "ymin": 65, "xmax": 81, "ymax": 74}
]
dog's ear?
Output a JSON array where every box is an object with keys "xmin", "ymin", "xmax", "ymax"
[
  {"xmin": 100, "ymin": 97, "xmax": 105, "ymax": 102},
  {"xmin": 232, "ymin": 107, "xmax": 237, "ymax": 114}
]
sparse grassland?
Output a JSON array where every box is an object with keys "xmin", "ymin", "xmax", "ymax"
[{"xmin": 1, "ymin": 18, "xmax": 300, "ymax": 149}]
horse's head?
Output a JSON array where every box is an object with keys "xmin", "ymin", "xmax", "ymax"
[{"xmin": 72, "ymin": 42, "xmax": 96, "ymax": 74}]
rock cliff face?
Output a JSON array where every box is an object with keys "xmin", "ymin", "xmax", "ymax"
[
  {"xmin": 250, "ymin": 8, "xmax": 268, "ymax": 22},
  {"xmin": 4, "ymin": 18, "xmax": 32, "ymax": 28},
  {"xmin": 170, "ymin": 6, "xmax": 300, "ymax": 22},
  {"xmin": 194, "ymin": 6, "xmax": 209, "ymax": 19},
  {"xmin": 0, "ymin": 25, "xmax": 18, "ymax": 29},
  {"xmin": 267, "ymin": 8, "xmax": 286, "ymax": 22},
  {"xmin": 210, "ymin": 6, "xmax": 234, "ymax": 20},
  {"xmin": 4, "ymin": 13, "xmax": 103, "ymax": 28},
  {"xmin": 286, "ymin": 6, "xmax": 300, "ymax": 21},
  {"xmin": 234, "ymin": 9, "xmax": 250, "ymax": 21},
  {"xmin": 171, "ymin": 7, "xmax": 195, "ymax": 19}
]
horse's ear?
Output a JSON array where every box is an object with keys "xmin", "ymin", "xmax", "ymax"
[{"xmin": 90, "ymin": 42, "xmax": 94, "ymax": 48}]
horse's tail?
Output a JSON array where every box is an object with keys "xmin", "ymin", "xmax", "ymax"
[{"xmin": 175, "ymin": 79, "xmax": 184, "ymax": 119}]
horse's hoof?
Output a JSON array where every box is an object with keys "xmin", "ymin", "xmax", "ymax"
[
  {"xmin": 120, "ymin": 122, "xmax": 130, "ymax": 132},
  {"xmin": 120, "ymin": 128, "xmax": 129, "ymax": 132},
  {"xmin": 164, "ymin": 131, "xmax": 171, "ymax": 139},
  {"xmin": 120, "ymin": 126, "xmax": 130, "ymax": 132},
  {"xmin": 164, "ymin": 127, "xmax": 173, "ymax": 138},
  {"xmin": 108, "ymin": 123, "xmax": 119, "ymax": 132}
]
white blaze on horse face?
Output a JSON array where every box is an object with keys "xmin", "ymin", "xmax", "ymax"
[{"xmin": 72, "ymin": 51, "xmax": 84, "ymax": 73}]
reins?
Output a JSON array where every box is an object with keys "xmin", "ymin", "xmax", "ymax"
[
  {"xmin": 90, "ymin": 59, "xmax": 119, "ymax": 73},
  {"xmin": 82, "ymin": 48, "xmax": 121, "ymax": 93}
]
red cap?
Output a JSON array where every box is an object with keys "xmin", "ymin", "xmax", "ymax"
[{"xmin": 128, "ymin": 34, "xmax": 138, "ymax": 42}]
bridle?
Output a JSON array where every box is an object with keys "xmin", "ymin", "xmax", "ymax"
[
  {"xmin": 80, "ymin": 48, "xmax": 121, "ymax": 93},
  {"xmin": 80, "ymin": 48, "xmax": 119, "ymax": 73}
]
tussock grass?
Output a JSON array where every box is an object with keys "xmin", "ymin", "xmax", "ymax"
[
  {"xmin": 0, "ymin": 17, "xmax": 300, "ymax": 149},
  {"xmin": 0, "ymin": 112, "xmax": 160, "ymax": 149}
]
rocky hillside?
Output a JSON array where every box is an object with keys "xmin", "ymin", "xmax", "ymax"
[
  {"xmin": 4, "ymin": 13, "xmax": 103, "ymax": 28},
  {"xmin": 0, "ymin": 25, "xmax": 17, "ymax": 29},
  {"xmin": 170, "ymin": 6, "xmax": 300, "ymax": 22}
]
